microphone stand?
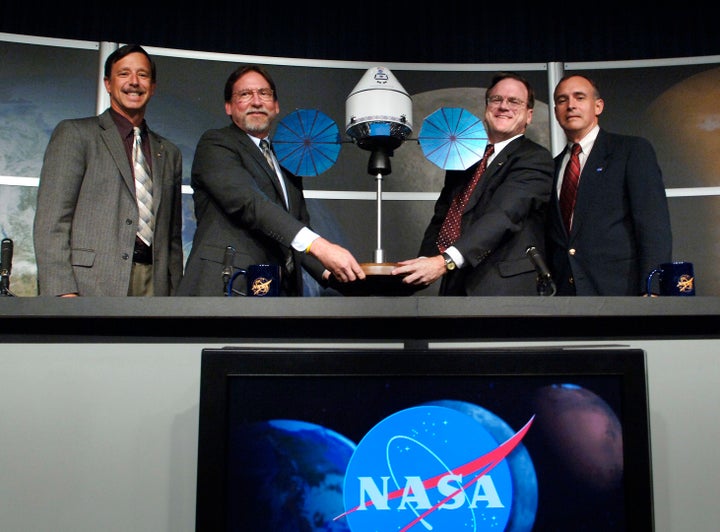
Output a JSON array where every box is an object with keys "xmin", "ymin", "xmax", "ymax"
[
  {"xmin": 535, "ymin": 275, "xmax": 556, "ymax": 297},
  {"xmin": 0, "ymin": 237, "xmax": 13, "ymax": 296},
  {"xmin": 222, "ymin": 246, "xmax": 235, "ymax": 296},
  {"xmin": 526, "ymin": 245, "xmax": 556, "ymax": 296},
  {"xmin": 0, "ymin": 273, "xmax": 14, "ymax": 296}
]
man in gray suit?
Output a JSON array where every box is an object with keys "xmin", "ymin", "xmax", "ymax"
[
  {"xmin": 177, "ymin": 64, "xmax": 364, "ymax": 296},
  {"xmin": 34, "ymin": 44, "xmax": 183, "ymax": 296}
]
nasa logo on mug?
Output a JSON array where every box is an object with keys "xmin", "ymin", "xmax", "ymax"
[
  {"xmin": 246, "ymin": 264, "xmax": 280, "ymax": 296},
  {"xmin": 646, "ymin": 261, "xmax": 695, "ymax": 296},
  {"xmin": 229, "ymin": 264, "xmax": 281, "ymax": 297}
]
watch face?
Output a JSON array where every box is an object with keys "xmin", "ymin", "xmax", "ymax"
[{"xmin": 443, "ymin": 253, "xmax": 456, "ymax": 270}]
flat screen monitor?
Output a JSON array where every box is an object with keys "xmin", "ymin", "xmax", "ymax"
[{"xmin": 196, "ymin": 347, "xmax": 653, "ymax": 531}]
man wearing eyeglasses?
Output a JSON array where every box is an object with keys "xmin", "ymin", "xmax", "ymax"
[
  {"xmin": 393, "ymin": 72, "xmax": 554, "ymax": 296},
  {"xmin": 177, "ymin": 64, "xmax": 365, "ymax": 296}
]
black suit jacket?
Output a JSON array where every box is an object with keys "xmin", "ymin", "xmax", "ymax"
[
  {"xmin": 545, "ymin": 129, "xmax": 672, "ymax": 295},
  {"xmin": 419, "ymin": 135, "xmax": 554, "ymax": 296},
  {"xmin": 176, "ymin": 123, "xmax": 326, "ymax": 296}
]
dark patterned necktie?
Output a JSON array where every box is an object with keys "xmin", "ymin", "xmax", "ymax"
[
  {"xmin": 261, "ymin": 138, "xmax": 294, "ymax": 274},
  {"xmin": 132, "ymin": 127, "xmax": 154, "ymax": 246},
  {"xmin": 260, "ymin": 138, "xmax": 290, "ymax": 211},
  {"xmin": 436, "ymin": 143, "xmax": 494, "ymax": 253},
  {"xmin": 259, "ymin": 138, "xmax": 275, "ymax": 169},
  {"xmin": 559, "ymin": 143, "xmax": 582, "ymax": 233}
]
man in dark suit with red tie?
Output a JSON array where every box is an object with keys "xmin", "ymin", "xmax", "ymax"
[
  {"xmin": 393, "ymin": 72, "xmax": 554, "ymax": 296},
  {"xmin": 546, "ymin": 74, "xmax": 672, "ymax": 295}
]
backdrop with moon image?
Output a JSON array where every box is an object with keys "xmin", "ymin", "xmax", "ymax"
[{"xmin": 1, "ymin": 37, "xmax": 718, "ymax": 295}]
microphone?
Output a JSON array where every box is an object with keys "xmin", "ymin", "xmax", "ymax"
[
  {"xmin": 526, "ymin": 246, "xmax": 551, "ymax": 280},
  {"xmin": 1, "ymin": 238, "xmax": 13, "ymax": 296},
  {"xmin": 222, "ymin": 246, "xmax": 236, "ymax": 296},
  {"xmin": 526, "ymin": 245, "xmax": 556, "ymax": 296}
]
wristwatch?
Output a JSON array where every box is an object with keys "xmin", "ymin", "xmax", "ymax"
[{"xmin": 441, "ymin": 252, "xmax": 456, "ymax": 271}]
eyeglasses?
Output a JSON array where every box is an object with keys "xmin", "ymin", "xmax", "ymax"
[
  {"xmin": 486, "ymin": 95, "xmax": 526, "ymax": 110},
  {"xmin": 232, "ymin": 88, "xmax": 275, "ymax": 103}
]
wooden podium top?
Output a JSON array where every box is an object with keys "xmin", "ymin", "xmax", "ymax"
[{"xmin": 328, "ymin": 262, "xmax": 422, "ymax": 296}]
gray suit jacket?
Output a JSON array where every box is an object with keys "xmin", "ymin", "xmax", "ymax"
[
  {"xmin": 33, "ymin": 109, "xmax": 184, "ymax": 296},
  {"xmin": 176, "ymin": 123, "xmax": 326, "ymax": 296}
]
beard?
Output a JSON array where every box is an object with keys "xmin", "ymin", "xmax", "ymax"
[{"xmin": 240, "ymin": 111, "xmax": 273, "ymax": 135}]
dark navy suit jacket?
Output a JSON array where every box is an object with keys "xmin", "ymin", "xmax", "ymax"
[{"xmin": 545, "ymin": 128, "xmax": 672, "ymax": 295}]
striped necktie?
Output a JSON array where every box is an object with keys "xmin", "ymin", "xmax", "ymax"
[
  {"xmin": 559, "ymin": 143, "xmax": 582, "ymax": 233},
  {"xmin": 133, "ymin": 126, "xmax": 154, "ymax": 246},
  {"xmin": 260, "ymin": 138, "xmax": 275, "ymax": 169},
  {"xmin": 260, "ymin": 138, "xmax": 290, "ymax": 210},
  {"xmin": 260, "ymin": 138, "xmax": 294, "ymax": 274}
]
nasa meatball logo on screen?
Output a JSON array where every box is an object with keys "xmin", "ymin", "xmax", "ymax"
[{"xmin": 334, "ymin": 405, "xmax": 534, "ymax": 531}]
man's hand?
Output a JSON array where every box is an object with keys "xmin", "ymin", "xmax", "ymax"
[
  {"xmin": 308, "ymin": 237, "xmax": 366, "ymax": 282},
  {"xmin": 391, "ymin": 256, "xmax": 445, "ymax": 286}
]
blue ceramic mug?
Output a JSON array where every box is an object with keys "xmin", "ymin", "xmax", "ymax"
[
  {"xmin": 646, "ymin": 261, "xmax": 695, "ymax": 296},
  {"xmin": 229, "ymin": 264, "xmax": 281, "ymax": 297}
]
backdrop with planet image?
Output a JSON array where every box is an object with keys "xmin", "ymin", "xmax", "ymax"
[{"xmin": 2, "ymin": 39, "xmax": 718, "ymax": 296}]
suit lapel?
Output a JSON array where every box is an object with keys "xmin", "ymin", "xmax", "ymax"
[
  {"xmin": 572, "ymin": 131, "xmax": 609, "ymax": 234},
  {"xmin": 238, "ymin": 131, "xmax": 288, "ymax": 208},
  {"xmin": 148, "ymin": 132, "xmax": 164, "ymax": 208},
  {"xmin": 99, "ymin": 111, "xmax": 135, "ymax": 197},
  {"xmin": 551, "ymin": 149, "xmax": 568, "ymax": 236},
  {"xmin": 463, "ymin": 137, "xmax": 515, "ymax": 212}
]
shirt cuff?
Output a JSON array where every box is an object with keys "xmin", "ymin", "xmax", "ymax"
[
  {"xmin": 292, "ymin": 227, "xmax": 320, "ymax": 252},
  {"xmin": 444, "ymin": 246, "xmax": 465, "ymax": 268}
]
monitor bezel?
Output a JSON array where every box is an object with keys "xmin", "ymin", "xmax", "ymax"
[{"xmin": 195, "ymin": 346, "xmax": 653, "ymax": 531}]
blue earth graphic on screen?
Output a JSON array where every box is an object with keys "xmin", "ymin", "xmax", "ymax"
[{"xmin": 228, "ymin": 419, "xmax": 355, "ymax": 531}]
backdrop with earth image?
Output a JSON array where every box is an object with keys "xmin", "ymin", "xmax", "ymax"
[{"xmin": 2, "ymin": 37, "xmax": 717, "ymax": 296}]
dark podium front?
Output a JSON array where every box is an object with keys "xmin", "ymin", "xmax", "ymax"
[{"xmin": 1, "ymin": 296, "xmax": 718, "ymax": 343}]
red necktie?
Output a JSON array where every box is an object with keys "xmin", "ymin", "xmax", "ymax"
[
  {"xmin": 437, "ymin": 143, "xmax": 494, "ymax": 253},
  {"xmin": 559, "ymin": 143, "xmax": 581, "ymax": 232}
]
